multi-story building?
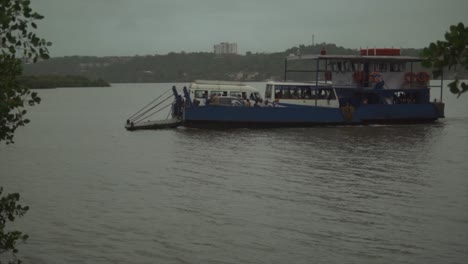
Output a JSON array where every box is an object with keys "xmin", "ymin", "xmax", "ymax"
[{"xmin": 214, "ymin": 42, "xmax": 238, "ymax": 55}]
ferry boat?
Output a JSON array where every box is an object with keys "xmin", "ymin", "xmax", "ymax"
[{"xmin": 125, "ymin": 48, "xmax": 445, "ymax": 130}]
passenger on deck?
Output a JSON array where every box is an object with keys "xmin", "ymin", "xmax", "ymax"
[
  {"xmin": 399, "ymin": 93, "xmax": 407, "ymax": 104},
  {"xmin": 276, "ymin": 90, "xmax": 282, "ymax": 99},
  {"xmin": 231, "ymin": 98, "xmax": 242, "ymax": 106},
  {"xmin": 212, "ymin": 93, "xmax": 220, "ymax": 105},
  {"xmin": 204, "ymin": 91, "xmax": 211, "ymax": 105},
  {"xmin": 254, "ymin": 99, "xmax": 260, "ymax": 107},
  {"xmin": 245, "ymin": 99, "xmax": 251, "ymax": 107},
  {"xmin": 374, "ymin": 80, "xmax": 385, "ymax": 90}
]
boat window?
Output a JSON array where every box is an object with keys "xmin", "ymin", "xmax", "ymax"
[
  {"xmin": 275, "ymin": 85, "xmax": 283, "ymax": 99},
  {"xmin": 284, "ymin": 86, "xmax": 297, "ymax": 99},
  {"xmin": 343, "ymin": 61, "xmax": 351, "ymax": 72},
  {"xmin": 230, "ymin": 91, "xmax": 242, "ymax": 97},
  {"xmin": 303, "ymin": 86, "xmax": 312, "ymax": 98},
  {"xmin": 306, "ymin": 88, "xmax": 336, "ymax": 100},
  {"xmin": 210, "ymin": 91, "xmax": 227, "ymax": 96},
  {"xmin": 253, "ymin": 92, "xmax": 262, "ymax": 100},
  {"xmin": 337, "ymin": 61, "xmax": 343, "ymax": 72},
  {"xmin": 374, "ymin": 63, "xmax": 388, "ymax": 72},
  {"xmin": 296, "ymin": 86, "xmax": 303, "ymax": 98},
  {"xmin": 274, "ymin": 85, "xmax": 324, "ymax": 99},
  {"xmin": 352, "ymin": 63, "xmax": 362, "ymax": 71},
  {"xmin": 392, "ymin": 91, "xmax": 417, "ymax": 104},
  {"xmin": 400, "ymin": 63, "xmax": 406, "ymax": 71},
  {"xmin": 325, "ymin": 89, "xmax": 336, "ymax": 100},
  {"xmin": 194, "ymin": 90, "xmax": 207, "ymax": 99},
  {"xmin": 288, "ymin": 87, "xmax": 295, "ymax": 99},
  {"xmin": 265, "ymin": 84, "xmax": 272, "ymax": 98}
]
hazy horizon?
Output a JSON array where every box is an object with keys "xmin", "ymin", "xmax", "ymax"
[{"xmin": 31, "ymin": 0, "xmax": 468, "ymax": 57}]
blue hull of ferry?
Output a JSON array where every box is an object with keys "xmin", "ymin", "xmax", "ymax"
[{"xmin": 183, "ymin": 103, "xmax": 443, "ymax": 128}]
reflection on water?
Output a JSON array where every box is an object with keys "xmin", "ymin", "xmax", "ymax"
[{"xmin": 1, "ymin": 84, "xmax": 467, "ymax": 264}]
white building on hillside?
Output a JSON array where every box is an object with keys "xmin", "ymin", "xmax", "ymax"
[{"xmin": 214, "ymin": 42, "xmax": 238, "ymax": 55}]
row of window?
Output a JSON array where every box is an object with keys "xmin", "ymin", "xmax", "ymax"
[
  {"xmin": 193, "ymin": 90, "xmax": 262, "ymax": 101},
  {"xmin": 329, "ymin": 62, "xmax": 407, "ymax": 72},
  {"xmin": 266, "ymin": 85, "xmax": 336, "ymax": 100}
]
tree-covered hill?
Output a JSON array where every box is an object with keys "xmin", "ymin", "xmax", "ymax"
[
  {"xmin": 22, "ymin": 43, "xmax": 466, "ymax": 83},
  {"xmin": 18, "ymin": 75, "xmax": 110, "ymax": 89}
]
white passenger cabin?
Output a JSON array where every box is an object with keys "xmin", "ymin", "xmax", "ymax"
[
  {"xmin": 189, "ymin": 80, "xmax": 262, "ymax": 106},
  {"xmin": 265, "ymin": 81, "xmax": 339, "ymax": 108}
]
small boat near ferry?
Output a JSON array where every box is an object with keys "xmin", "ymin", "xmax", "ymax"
[{"xmin": 125, "ymin": 48, "xmax": 445, "ymax": 130}]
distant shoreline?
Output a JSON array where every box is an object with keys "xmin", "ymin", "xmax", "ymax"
[{"xmin": 19, "ymin": 75, "xmax": 110, "ymax": 89}]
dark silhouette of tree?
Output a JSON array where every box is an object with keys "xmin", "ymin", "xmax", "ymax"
[
  {"xmin": 422, "ymin": 23, "xmax": 468, "ymax": 97},
  {"xmin": 1, "ymin": 0, "xmax": 51, "ymax": 144},
  {"xmin": 0, "ymin": 187, "xmax": 29, "ymax": 264},
  {"xmin": 1, "ymin": 1, "xmax": 51, "ymax": 263}
]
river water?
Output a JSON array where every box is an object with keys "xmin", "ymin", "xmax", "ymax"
[{"xmin": 1, "ymin": 82, "xmax": 468, "ymax": 264}]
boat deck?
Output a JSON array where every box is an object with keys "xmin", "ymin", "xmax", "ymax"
[{"xmin": 125, "ymin": 117, "xmax": 182, "ymax": 131}]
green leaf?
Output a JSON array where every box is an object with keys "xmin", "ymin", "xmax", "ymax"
[
  {"xmin": 40, "ymin": 53, "xmax": 49, "ymax": 60},
  {"xmin": 31, "ymin": 13, "xmax": 44, "ymax": 20},
  {"xmin": 422, "ymin": 23, "xmax": 468, "ymax": 98},
  {"xmin": 448, "ymin": 81, "xmax": 460, "ymax": 94},
  {"xmin": 460, "ymin": 82, "xmax": 468, "ymax": 94}
]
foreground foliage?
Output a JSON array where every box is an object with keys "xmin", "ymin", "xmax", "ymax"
[
  {"xmin": 1, "ymin": 0, "xmax": 50, "ymax": 263},
  {"xmin": 0, "ymin": 188, "xmax": 29, "ymax": 264},
  {"xmin": 422, "ymin": 22, "xmax": 468, "ymax": 97},
  {"xmin": 1, "ymin": 0, "xmax": 50, "ymax": 144}
]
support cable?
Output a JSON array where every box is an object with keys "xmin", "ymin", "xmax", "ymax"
[
  {"xmin": 127, "ymin": 88, "xmax": 172, "ymax": 121},
  {"xmin": 129, "ymin": 94, "xmax": 173, "ymax": 123},
  {"xmin": 133, "ymin": 102, "xmax": 173, "ymax": 124}
]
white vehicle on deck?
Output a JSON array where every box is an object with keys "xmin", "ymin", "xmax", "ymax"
[{"xmin": 189, "ymin": 80, "xmax": 262, "ymax": 106}]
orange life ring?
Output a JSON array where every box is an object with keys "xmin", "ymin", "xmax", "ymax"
[
  {"xmin": 324, "ymin": 70, "xmax": 332, "ymax": 81},
  {"xmin": 369, "ymin": 72, "xmax": 382, "ymax": 83},
  {"xmin": 417, "ymin": 72, "xmax": 429, "ymax": 83},
  {"xmin": 353, "ymin": 71, "xmax": 364, "ymax": 82},
  {"xmin": 404, "ymin": 72, "xmax": 415, "ymax": 83}
]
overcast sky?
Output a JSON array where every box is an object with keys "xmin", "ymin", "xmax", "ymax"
[{"xmin": 31, "ymin": 0, "xmax": 468, "ymax": 57}]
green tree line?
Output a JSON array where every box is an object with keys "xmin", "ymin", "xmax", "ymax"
[
  {"xmin": 18, "ymin": 75, "xmax": 110, "ymax": 89},
  {"xmin": 24, "ymin": 43, "xmax": 466, "ymax": 83}
]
